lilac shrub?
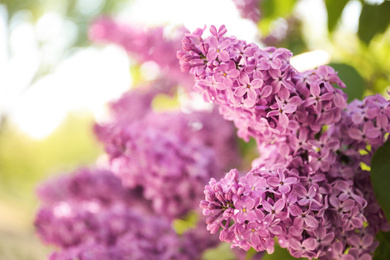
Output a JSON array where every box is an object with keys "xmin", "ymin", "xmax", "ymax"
[
  {"xmin": 35, "ymin": 168, "xmax": 218, "ymax": 260},
  {"xmin": 94, "ymin": 86, "xmax": 240, "ymax": 219},
  {"xmin": 178, "ymin": 25, "xmax": 390, "ymax": 259}
]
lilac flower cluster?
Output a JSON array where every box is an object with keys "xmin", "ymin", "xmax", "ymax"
[
  {"xmin": 35, "ymin": 168, "xmax": 218, "ymax": 260},
  {"xmin": 95, "ymin": 87, "xmax": 239, "ymax": 219},
  {"xmin": 178, "ymin": 25, "xmax": 346, "ymax": 143},
  {"xmin": 232, "ymin": 0, "xmax": 261, "ymax": 23},
  {"xmin": 178, "ymin": 25, "xmax": 390, "ymax": 259},
  {"xmin": 89, "ymin": 17, "xmax": 193, "ymax": 90},
  {"xmin": 36, "ymin": 168, "xmax": 148, "ymax": 209}
]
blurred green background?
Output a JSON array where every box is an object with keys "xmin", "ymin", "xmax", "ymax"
[{"xmin": 0, "ymin": 0, "xmax": 389, "ymax": 259}]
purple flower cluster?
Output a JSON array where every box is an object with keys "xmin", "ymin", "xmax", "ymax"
[
  {"xmin": 179, "ymin": 25, "xmax": 390, "ymax": 259},
  {"xmin": 178, "ymin": 25, "xmax": 346, "ymax": 143},
  {"xmin": 36, "ymin": 167, "xmax": 148, "ymax": 210},
  {"xmin": 95, "ymin": 87, "xmax": 239, "ymax": 219},
  {"xmin": 89, "ymin": 17, "xmax": 193, "ymax": 90},
  {"xmin": 35, "ymin": 168, "xmax": 218, "ymax": 260},
  {"xmin": 232, "ymin": 0, "xmax": 261, "ymax": 23}
]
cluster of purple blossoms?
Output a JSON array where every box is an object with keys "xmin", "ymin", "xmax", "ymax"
[
  {"xmin": 232, "ymin": 0, "xmax": 261, "ymax": 23},
  {"xmin": 94, "ymin": 86, "xmax": 240, "ymax": 219},
  {"xmin": 178, "ymin": 25, "xmax": 390, "ymax": 259},
  {"xmin": 178, "ymin": 25, "xmax": 347, "ymax": 144},
  {"xmin": 89, "ymin": 17, "xmax": 193, "ymax": 90},
  {"xmin": 35, "ymin": 168, "xmax": 218, "ymax": 260}
]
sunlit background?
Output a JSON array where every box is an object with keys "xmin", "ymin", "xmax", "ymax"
[{"xmin": 0, "ymin": 0, "xmax": 389, "ymax": 259}]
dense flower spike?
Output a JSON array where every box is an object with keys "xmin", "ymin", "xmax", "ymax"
[
  {"xmin": 178, "ymin": 25, "xmax": 346, "ymax": 144},
  {"xmin": 180, "ymin": 25, "xmax": 390, "ymax": 259},
  {"xmin": 35, "ymin": 168, "xmax": 218, "ymax": 260},
  {"xmin": 95, "ymin": 88, "xmax": 240, "ymax": 219},
  {"xmin": 36, "ymin": 168, "xmax": 152, "ymax": 213}
]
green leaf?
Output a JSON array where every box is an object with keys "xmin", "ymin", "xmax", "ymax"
[
  {"xmin": 202, "ymin": 242, "xmax": 236, "ymax": 260},
  {"xmin": 328, "ymin": 63, "xmax": 365, "ymax": 102},
  {"xmin": 358, "ymin": 2, "xmax": 390, "ymax": 45},
  {"xmin": 374, "ymin": 231, "xmax": 390, "ymax": 260},
  {"xmin": 325, "ymin": 0, "xmax": 350, "ymax": 32},
  {"xmin": 371, "ymin": 139, "xmax": 390, "ymax": 223},
  {"xmin": 245, "ymin": 247, "xmax": 258, "ymax": 260},
  {"xmin": 172, "ymin": 211, "xmax": 198, "ymax": 234},
  {"xmin": 238, "ymin": 137, "xmax": 259, "ymax": 169}
]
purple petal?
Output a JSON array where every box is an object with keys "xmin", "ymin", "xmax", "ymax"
[
  {"xmin": 239, "ymin": 73, "xmax": 250, "ymax": 85},
  {"xmin": 227, "ymin": 69, "xmax": 240, "ymax": 78},
  {"xmin": 362, "ymin": 235, "xmax": 373, "ymax": 248},
  {"xmin": 284, "ymin": 177, "xmax": 298, "ymax": 185},
  {"xmin": 346, "ymin": 235, "xmax": 360, "ymax": 247},
  {"xmin": 348, "ymin": 128, "xmax": 362, "ymax": 140},
  {"xmin": 244, "ymin": 197, "xmax": 256, "ymax": 209},
  {"xmin": 215, "ymin": 81, "xmax": 228, "ymax": 90},
  {"xmin": 304, "ymin": 215, "xmax": 318, "ymax": 229},
  {"xmin": 234, "ymin": 86, "xmax": 247, "ymax": 97},
  {"xmin": 236, "ymin": 212, "xmax": 246, "ymax": 224},
  {"xmin": 334, "ymin": 93, "xmax": 346, "ymax": 108},
  {"xmin": 310, "ymin": 84, "xmax": 320, "ymax": 97},
  {"xmin": 342, "ymin": 199, "xmax": 355, "ymax": 211},
  {"xmin": 219, "ymin": 51, "xmax": 230, "ymax": 62},
  {"xmin": 247, "ymin": 88, "xmax": 258, "ymax": 101},
  {"xmin": 279, "ymin": 185, "xmax": 291, "ymax": 194},
  {"xmin": 279, "ymin": 112, "xmax": 289, "ymax": 128},
  {"xmin": 261, "ymin": 85, "xmax": 273, "ymax": 97},
  {"xmin": 289, "ymin": 205, "xmax": 302, "ymax": 216},
  {"xmin": 250, "ymin": 233, "xmax": 261, "ymax": 246},
  {"xmin": 262, "ymin": 200, "xmax": 273, "ymax": 213},
  {"xmin": 251, "ymin": 79, "xmax": 264, "ymax": 89},
  {"xmin": 269, "ymin": 225, "xmax": 282, "ymax": 235},
  {"xmin": 302, "ymin": 238, "xmax": 318, "ymax": 251},
  {"xmin": 219, "ymin": 39, "xmax": 231, "ymax": 49},
  {"xmin": 274, "ymin": 199, "xmax": 285, "ymax": 212},
  {"xmin": 207, "ymin": 50, "xmax": 217, "ymax": 60}
]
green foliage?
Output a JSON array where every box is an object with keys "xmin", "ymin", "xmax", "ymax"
[
  {"xmin": 1, "ymin": 0, "xmax": 43, "ymax": 21},
  {"xmin": 374, "ymin": 231, "xmax": 390, "ymax": 260},
  {"xmin": 259, "ymin": 0, "xmax": 297, "ymax": 34},
  {"xmin": 371, "ymin": 139, "xmax": 390, "ymax": 224},
  {"xmin": 329, "ymin": 63, "xmax": 365, "ymax": 102},
  {"xmin": 172, "ymin": 211, "xmax": 199, "ymax": 234},
  {"xmin": 245, "ymin": 247, "xmax": 259, "ymax": 260},
  {"xmin": 202, "ymin": 242, "xmax": 237, "ymax": 260},
  {"xmin": 358, "ymin": 1, "xmax": 390, "ymax": 45},
  {"xmin": 238, "ymin": 137, "xmax": 259, "ymax": 170},
  {"xmin": 0, "ymin": 113, "xmax": 102, "ymax": 205},
  {"xmin": 325, "ymin": 0, "xmax": 350, "ymax": 32}
]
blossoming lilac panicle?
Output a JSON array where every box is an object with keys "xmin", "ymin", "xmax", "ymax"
[
  {"xmin": 328, "ymin": 95, "xmax": 390, "ymax": 234},
  {"xmin": 178, "ymin": 25, "xmax": 346, "ymax": 144},
  {"xmin": 36, "ymin": 168, "xmax": 150, "ymax": 213},
  {"xmin": 35, "ymin": 168, "xmax": 218, "ymax": 260},
  {"xmin": 181, "ymin": 25, "xmax": 390, "ymax": 259},
  {"xmin": 95, "ymin": 89, "xmax": 240, "ymax": 219},
  {"xmin": 200, "ymin": 162, "xmax": 383, "ymax": 259}
]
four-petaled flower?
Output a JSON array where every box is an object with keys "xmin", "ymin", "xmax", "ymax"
[
  {"xmin": 234, "ymin": 73, "xmax": 264, "ymax": 107},
  {"xmin": 234, "ymin": 195, "xmax": 257, "ymax": 224}
]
